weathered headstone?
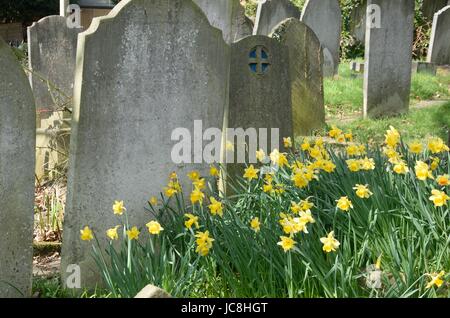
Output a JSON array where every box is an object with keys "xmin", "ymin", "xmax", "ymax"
[
  {"xmin": 363, "ymin": 0, "xmax": 415, "ymax": 118},
  {"xmin": 255, "ymin": 0, "xmax": 300, "ymax": 36},
  {"xmin": 301, "ymin": 0, "xmax": 341, "ymax": 77},
  {"xmin": 411, "ymin": 61, "xmax": 437, "ymax": 76},
  {"xmin": 193, "ymin": 0, "xmax": 252, "ymax": 43},
  {"xmin": 350, "ymin": 61, "xmax": 365, "ymax": 73},
  {"xmin": 422, "ymin": 0, "xmax": 450, "ymax": 21},
  {"xmin": 61, "ymin": 0, "xmax": 229, "ymax": 287},
  {"xmin": 227, "ymin": 35, "xmax": 292, "ymax": 168},
  {"xmin": 28, "ymin": 15, "xmax": 82, "ymax": 122},
  {"xmin": 349, "ymin": 0, "xmax": 367, "ymax": 43},
  {"xmin": 271, "ymin": 18, "xmax": 324, "ymax": 136},
  {"xmin": 427, "ymin": 5, "xmax": 450, "ymax": 66},
  {"xmin": 0, "ymin": 37, "xmax": 35, "ymax": 298}
]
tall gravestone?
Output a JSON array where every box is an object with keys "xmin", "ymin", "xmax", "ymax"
[
  {"xmin": 193, "ymin": 0, "xmax": 252, "ymax": 44},
  {"xmin": 28, "ymin": 16, "xmax": 82, "ymax": 122},
  {"xmin": 422, "ymin": 0, "xmax": 449, "ymax": 20},
  {"xmin": 271, "ymin": 18, "xmax": 325, "ymax": 137},
  {"xmin": 255, "ymin": 0, "xmax": 300, "ymax": 36},
  {"xmin": 301, "ymin": 0, "xmax": 341, "ymax": 77},
  {"xmin": 61, "ymin": 0, "xmax": 230, "ymax": 287},
  {"xmin": 0, "ymin": 37, "xmax": 35, "ymax": 298},
  {"xmin": 363, "ymin": 0, "xmax": 414, "ymax": 118},
  {"xmin": 427, "ymin": 5, "xmax": 450, "ymax": 66},
  {"xmin": 227, "ymin": 35, "xmax": 292, "ymax": 168}
]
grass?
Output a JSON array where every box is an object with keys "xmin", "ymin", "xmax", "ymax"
[
  {"xmin": 32, "ymin": 276, "xmax": 112, "ymax": 298},
  {"xmin": 324, "ymin": 63, "xmax": 450, "ymax": 117},
  {"xmin": 329, "ymin": 101, "xmax": 450, "ymax": 144}
]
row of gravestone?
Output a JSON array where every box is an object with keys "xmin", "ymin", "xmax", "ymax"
[
  {"xmin": 0, "ymin": 0, "xmax": 326, "ymax": 296},
  {"xmin": 2, "ymin": 0, "xmax": 449, "ymax": 296}
]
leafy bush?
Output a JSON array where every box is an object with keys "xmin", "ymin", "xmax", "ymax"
[{"xmin": 81, "ymin": 127, "xmax": 449, "ymax": 298}]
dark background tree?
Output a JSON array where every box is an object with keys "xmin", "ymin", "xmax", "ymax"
[{"xmin": 0, "ymin": 0, "xmax": 58, "ymax": 24}]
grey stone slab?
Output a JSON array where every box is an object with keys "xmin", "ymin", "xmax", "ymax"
[
  {"xmin": 422, "ymin": 0, "xmax": 449, "ymax": 20},
  {"xmin": 28, "ymin": 16, "xmax": 82, "ymax": 122},
  {"xmin": 363, "ymin": 0, "xmax": 415, "ymax": 118},
  {"xmin": 271, "ymin": 18, "xmax": 324, "ymax": 136},
  {"xmin": 427, "ymin": 6, "xmax": 450, "ymax": 66},
  {"xmin": 61, "ymin": 0, "xmax": 230, "ymax": 288},
  {"xmin": 193, "ymin": 0, "xmax": 252, "ymax": 44},
  {"xmin": 350, "ymin": 61, "xmax": 365, "ymax": 73},
  {"xmin": 255, "ymin": 0, "xmax": 300, "ymax": 36},
  {"xmin": 0, "ymin": 37, "xmax": 35, "ymax": 298},
  {"xmin": 301, "ymin": 0, "xmax": 341, "ymax": 77},
  {"xmin": 412, "ymin": 61, "xmax": 437, "ymax": 76},
  {"xmin": 227, "ymin": 35, "xmax": 292, "ymax": 169}
]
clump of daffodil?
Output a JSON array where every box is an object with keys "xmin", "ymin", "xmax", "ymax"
[
  {"xmin": 279, "ymin": 213, "xmax": 309, "ymax": 236},
  {"xmin": 426, "ymin": 271, "xmax": 446, "ymax": 289},
  {"xmin": 113, "ymin": 200, "xmax": 126, "ymax": 216},
  {"xmin": 187, "ymin": 170, "xmax": 201, "ymax": 181},
  {"xmin": 283, "ymin": 137, "xmax": 292, "ymax": 149},
  {"xmin": 106, "ymin": 225, "xmax": 120, "ymax": 240},
  {"xmin": 436, "ymin": 175, "xmax": 449, "ymax": 187},
  {"xmin": 428, "ymin": 137, "xmax": 449, "ymax": 154},
  {"xmin": 208, "ymin": 197, "xmax": 224, "ymax": 217},
  {"xmin": 346, "ymin": 159, "xmax": 361, "ymax": 172},
  {"xmin": 429, "ymin": 189, "xmax": 449, "ymax": 207},
  {"xmin": 243, "ymin": 164, "xmax": 259, "ymax": 181},
  {"xmin": 184, "ymin": 213, "xmax": 199, "ymax": 229},
  {"xmin": 360, "ymin": 157, "xmax": 375, "ymax": 170},
  {"xmin": 430, "ymin": 157, "xmax": 440, "ymax": 171},
  {"xmin": 126, "ymin": 226, "xmax": 140, "ymax": 240},
  {"xmin": 195, "ymin": 231, "xmax": 214, "ymax": 256},
  {"xmin": 146, "ymin": 220, "xmax": 164, "ymax": 235},
  {"xmin": 329, "ymin": 125, "xmax": 342, "ymax": 138},
  {"xmin": 164, "ymin": 172, "xmax": 181, "ymax": 198},
  {"xmin": 353, "ymin": 184, "xmax": 373, "ymax": 199},
  {"xmin": 415, "ymin": 161, "xmax": 434, "ymax": 181},
  {"xmin": 320, "ymin": 231, "xmax": 340, "ymax": 253},
  {"xmin": 336, "ymin": 196, "xmax": 353, "ymax": 212},
  {"xmin": 149, "ymin": 196, "xmax": 158, "ymax": 206},
  {"xmin": 80, "ymin": 226, "xmax": 94, "ymax": 241},
  {"xmin": 250, "ymin": 217, "xmax": 261, "ymax": 233},
  {"xmin": 277, "ymin": 236, "xmax": 296, "ymax": 252},
  {"xmin": 256, "ymin": 149, "xmax": 266, "ymax": 162}
]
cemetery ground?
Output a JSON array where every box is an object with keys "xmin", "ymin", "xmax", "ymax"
[{"xmin": 30, "ymin": 63, "xmax": 450, "ymax": 298}]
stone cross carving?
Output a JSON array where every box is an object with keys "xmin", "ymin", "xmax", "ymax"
[{"xmin": 249, "ymin": 45, "xmax": 270, "ymax": 75}]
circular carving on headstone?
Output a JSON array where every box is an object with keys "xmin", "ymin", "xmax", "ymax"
[{"xmin": 248, "ymin": 46, "xmax": 270, "ymax": 75}]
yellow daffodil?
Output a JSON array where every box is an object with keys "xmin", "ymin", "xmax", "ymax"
[
  {"xmin": 329, "ymin": 126, "xmax": 342, "ymax": 138},
  {"xmin": 301, "ymin": 139, "xmax": 310, "ymax": 151},
  {"xmin": 292, "ymin": 172, "xmax": 309, "ymax": 188},
  {"xmin": 270, "ymin": 149, "xmax": 289, "ymax": 167},
  {"xmin": 149, "ymin": 196, "xmax": 158, "ymax": 206},
  {"xmin": 346, "ymin": 144, "xmax": 360, "ymax": 156},
  {"xmin": 346, "ymin": 159, "xmax": 361, "ymax": 172},
  {"xmin": 80, "ymin": 226, "xmax": 94, "ymax": 241},
  {"xmin": 336, "ymin": 134, "xmax": 346, "ymax": 143},
  {"xmin": 436, "ymin": 175, "xmax": 449, "ymax": 187},
  {"xmin": 426, "ymin": 271, "xmax": 445, "ymax": 289},
  {"xmin": 263, "ymin": 183, "xmax": 273, "ymax": 193},
  {"xmin": 300, "ymin": 198, "xmax": 314, "ymax": 211},
  {"xmin": 164, "ymin": 186, "xmax": 178, "ymax": 198},
  {"xmin": 321, "ymin": 159, "xmax": 336, "ymax": 173},
  {"xmin": 283, "ymin": 137, "xmax": 292, "ymax": 148},
  {"xmin": 208, "ymin": 197, "xmax": 224, "ymax": 217},
  {"xmin": 393, "ymin": 160, "xmax": 409, "ymax": 175},
  {"xmin": 243, "ymin": 165, "xmax": 259, "ymax": 181},
  {"xmin": 428, "ymin": 137, "xmax": 449, "ymax": 154},
  {"xmin": 415, "ymin": 161, "xmax": 434, "ymax": 181},
  {"xmin": 429, "ymin": 189, "xmax": 449, "ymax": 207},
  {"xmin": 210, "ymin": 165, "xmax": 219, "ymax": 177},
  {"xmin": 336, "ymin": 196, "xmax": 353, "ymax": 212},
  {"xmin": 385, "ymin": 126, "xmax": 400, "ymax": 147},
  {"xmin": 187, "ymin": 170, "xmax": 201, "ymax": 181},
  {"xmin": 169, "ymin": 172, "xmax": 177, "ymax": 180},
  {"xmin": 430, "ymin": 157, "xmax": 440, "ymax": 171},
  {"xmin": 106, "ymin": 225, "xmax": 120, "ymax": 240},
  {"xmin": 113, "ymin": 200, "xmax": 126, "ymax": 215},
  {"xmin": 250, "ymin": 217, "xmax": 261, "ymax": 233},
  {"xmin": 375, "ymin": 254, "xmax": 382, "ymax": 270},
  {"xmin": 190, "ymin": 188, "xmax": 205, "ymax": 205},
  {"xmin": 299, "ymin": 210, "xmax": 315, "ymax": 224},
  {"xmin": 126, "ymin": 226, "xmax": 140, "ymax": 240},
  {"xmin": 146, "ymin": 221, "xmax": 164, "ymax": 235},
  {"xmin": 408, "ymin": 140, "xmax": 423, "ymax": 154},
  {"xmin": 320, "ymin": 231, "xmax": 340, "ymax": 253},
  {"xmin": 360, "ymin": 157, "xmax": 375, "ymax": 170},
  {"xmin": 184, "ymin": 213, "xmax": 199, "ymax": 229},
  {"xmin": 195, "ymin": 231, "xmax": 214, "ymax": 256},
  {"xmin": 277, "ymin": 236, "xmax": 296, "ymax": 252},
  {"xmin": 345, "ymin": 131, "xmax": 353, "ymax": 142},
  {"xmin": 256, "ymin": 149, "xmax": 266, "ymax": 162},
  {"xmin": 193, "ymin": 178, "xmax": 206, "ymax": 190},
  {"xmin": 353, "ymin": 184, "xmax": 373, "ymax": 199}
]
